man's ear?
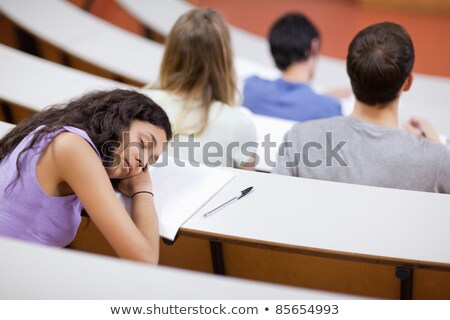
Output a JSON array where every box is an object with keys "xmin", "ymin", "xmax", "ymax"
[
  {"xmin": 310, "ymin": 38, "xmax": 320, "ymax": 57},
  {"xmin": 403, "ymin": 73, "xmax": 414, "ymax": 92}
]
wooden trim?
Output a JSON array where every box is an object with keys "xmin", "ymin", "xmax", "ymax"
[
  {"xmin": 179, "ymin": 228, "xmax": 450, "ymax": 272},
  {"xmin": 4, "ymin": 15, "xmax": 144, "ymax": 86},
  {"xmin": 0, "ymin": 100, "xmax": 35, "ymax": 124}
]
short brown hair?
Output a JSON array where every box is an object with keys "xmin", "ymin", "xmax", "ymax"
[{"xmin": 347, "ymin": 22, "xmax": 414, "ymax": 106}]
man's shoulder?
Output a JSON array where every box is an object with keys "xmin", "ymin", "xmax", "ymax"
[
  {"xmin": 285, "ymin": 117, "xmax": 346, "ymax": 142},
  {"xmin": 292, "ymin": 116, "xmax": 346, "ymax": 132},
  {"xmin": 244, "ymin": 76, "xmax": 276, "ymax": 90},
  {"xmin": 418, "ymin": 138, "xmax": 450, "ymax": 162},
  {"xmin": 307, "ymin": 90, "xmax": 341, "ymax": 109}
]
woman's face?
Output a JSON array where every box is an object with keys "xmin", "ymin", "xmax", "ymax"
[{"xmin": 105, "ymin": 120, "xmax": 168, "ymax": 179}]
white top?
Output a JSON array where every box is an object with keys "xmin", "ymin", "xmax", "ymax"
[
  {"xmin": 182, "ymin": 168, "xmax": 450, "ymax": 269},
  {"xmin": 143, "ymin": 89, "xmax": 258, "ymax": 167},
  {"xmin": 0, "ymin": 236, "xmax": 361, "ymax": 299}
]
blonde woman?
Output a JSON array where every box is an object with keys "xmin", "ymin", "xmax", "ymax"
[{"xmin": 143, "ymin": 8, "xmax": 257, "ymax": 169}]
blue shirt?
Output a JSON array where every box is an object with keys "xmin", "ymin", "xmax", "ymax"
[{"xmin": 243, "ymin": 76, "xmax": 342, "ymax": 122}]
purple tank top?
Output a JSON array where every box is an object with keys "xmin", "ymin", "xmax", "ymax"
[{"xmin": 0, "ymin": 126, "xmax": 100, "ymax": 247}]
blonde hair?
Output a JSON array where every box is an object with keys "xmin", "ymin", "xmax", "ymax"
[{"xmin": 154, "ymin": 8, "xmax": 237, "ymax": 135}]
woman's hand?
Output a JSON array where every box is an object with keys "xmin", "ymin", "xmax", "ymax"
[{"xmin": 117, "ymin": 168, "xmax": 153, "ymax": 197}]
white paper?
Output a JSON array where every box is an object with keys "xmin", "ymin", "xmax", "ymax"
[{"xmin": 118, "ymin": 156, "xmax": 234, "ymax": 240}]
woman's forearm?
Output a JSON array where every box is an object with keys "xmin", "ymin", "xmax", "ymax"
[{"xmin": 130, "ymin": 193, "xmax": 160, "ymax": 264}]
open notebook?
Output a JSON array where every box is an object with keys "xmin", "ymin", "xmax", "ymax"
[{"xmin": 117, "ymin": 156, "xmax": 234, "ymax": 241}]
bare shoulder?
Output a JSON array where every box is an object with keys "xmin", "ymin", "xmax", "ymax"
[
  {"xmin": 48, "ymin": 132, "xmax": 102, "ymax": 173},
  {"xmin": 50, "ymin": 131, "xmax": 98, "ymax": 158}
]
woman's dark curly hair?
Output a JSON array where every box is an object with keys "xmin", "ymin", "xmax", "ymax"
[{"xmin": 0, "ymin": 89, "xmax": 172, "ymax": 172}]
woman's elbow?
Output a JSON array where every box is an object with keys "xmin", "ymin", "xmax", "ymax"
[{"xmin": 123, "ymin": 246, "xmax": 159, "ymax": 265}]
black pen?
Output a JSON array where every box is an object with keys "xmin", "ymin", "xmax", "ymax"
[{"xmin": 203, "ymin": 186, "xmax": 254, "ymax": 217}]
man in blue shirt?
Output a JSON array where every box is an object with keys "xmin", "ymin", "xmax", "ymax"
[{"xmin": 243, "ymin": 12, "xmax": 342, "ymax": 121}]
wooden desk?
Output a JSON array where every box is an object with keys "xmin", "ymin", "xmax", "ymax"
[
  {"xmin": 71, "ymin": 166, "xmax": 450, "ymax": 299},
  {"xmin": 0, "ymin": 0, "xmax": 163, "ymax": 85},
  {"xmin": 0, "ymin": 236, "xmax": 362, "ymax": 299},
  {"xmin": 0, "ymin": 44, "xmax": 126, "ymax": 114},
  {"xmin": 175, "ymin": 168, "xmax": 450, "ymax": 299},
  {"xmin": 0, "ymin": 0, "xmax": 278, "ymax": 87},
  {"xmin": 182, "ymin": 168, "xmax": 450, "ymax": 268}
]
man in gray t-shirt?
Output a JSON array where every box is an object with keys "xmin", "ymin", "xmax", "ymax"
[
  {"xmin": 274, "ymin": 116, "xmax": 450, "ymax": 193},
  {"xmin": 273, "ymin": 22, "xmax": 450, "ymax": 193}
]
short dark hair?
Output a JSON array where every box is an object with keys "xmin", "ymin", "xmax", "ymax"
[
  {"xmin": 269, "ymin": 12, "xmax": 320, "ymax": 71},
  {"xmin": 347, "ymin": 22, "xmax": 415, "ymax": 106}
]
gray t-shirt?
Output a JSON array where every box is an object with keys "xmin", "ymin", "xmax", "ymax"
[{"xmin": 273, "ymin": 116, "xmax": 450, "ymax": 193}]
